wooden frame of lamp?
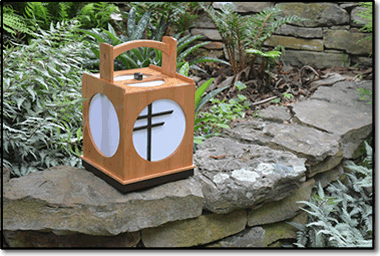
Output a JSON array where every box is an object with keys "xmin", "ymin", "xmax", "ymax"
[{"xmin": 81, "ymin": 36, "xmax": 196, "ymax": 193}]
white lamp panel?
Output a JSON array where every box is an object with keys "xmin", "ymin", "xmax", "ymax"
[
  {"xmin": 89, "ymin": 93, "xmax": 120, "ymax": 157},
  {"xmin": 127, "ymin": 80, "xmax": 165, "ymax": 87},
  {"xmin": 132, "ymin": 99, "xmax": 186, "ymax": 162},
  {"xmin": 91, "ymin": 73, "xmax": 164, "ymax": 87},
  {"xmin": 114, "ymin": 75, "xmax": 147, "ymax": 81},
  {"xmin": 132, "ymin": 107, "xmax": 148, "ymax": 160}
]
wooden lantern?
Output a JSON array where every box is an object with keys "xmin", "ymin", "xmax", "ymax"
[{"xmin": 81, "ymin": 36, "xmax": 196, "ymax": 193}]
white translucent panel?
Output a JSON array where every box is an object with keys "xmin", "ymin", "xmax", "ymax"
[
  {"xmin": 90, "ymin": 73, "xmax": 164, "ymax": 87},
  {"xmin": 114, "ymin": 75, "xmax": 147, "ymax": 81},
  {"xmin": 127, "ymin": 80, "xmax": 165, "ymax": 87},
  {"xmin": 88, "ymin": 93, "xmax": 120, "ymax": 157},
  {"xmin": 91, "ymin": 73, "xmax": 100, "ymax": 78},
  {"xmin": 133, "ymin": 99, "xmax": 186, "ymax": 162}
]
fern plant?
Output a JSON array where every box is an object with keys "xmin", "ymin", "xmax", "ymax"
[
  {"xmin": 289, "ymin": 142, "xmax": 373, "ymax": 248},
  {"xmin": 202, "ymin": 3, "xmax": 306, "ymax": 77},
  {"xmin": 201, "ymin": 3, "xmax": 248, "ymax": 74},
  {"xmin": 76, "ymin": 2, "xmax": 120, "ymax": 30},
  {"xmin": 23, "ymin": 2, "xmax": 80, "ymax": 30},
  {"xmin": 1, "ymin": 4, "xmax": 34, "ymax": 42},
  {"xmin": 355, "ymin": 2, "xmax": 373, "ymax": 42}
]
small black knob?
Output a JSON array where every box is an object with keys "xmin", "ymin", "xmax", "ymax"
[{"xmin": 134, "ymin": 72, "xmax": 143, "ymax": 80}]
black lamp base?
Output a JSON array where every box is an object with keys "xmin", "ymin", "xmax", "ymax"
[{"xmin": 82, "ymin": 159, "xmax": 194, "ymax": 193}]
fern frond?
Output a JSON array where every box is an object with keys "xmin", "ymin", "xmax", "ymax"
[
  {"xmin": 25, "ymin": 2, "xmax": 50, "ymax": 26},
  {"xmin": 2, "ymin": 6, "xmax": 34, "ymax": 36}
]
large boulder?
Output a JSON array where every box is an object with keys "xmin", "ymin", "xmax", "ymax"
[
  {"xmin": 194, "ymin": 137, "xmax": 307, "ymax": 214},
  {"xmin": 3, "ymin": 166, "xmax": 204, "ymax": 236}
]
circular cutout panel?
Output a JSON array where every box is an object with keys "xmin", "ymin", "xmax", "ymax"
[
  {"xmin": 88, "ymin": 93, "xmax": 120, "ymax": 157},
  {"xmin": 132, "ymin": 99, "xmax": 186, "ymax": 162}
]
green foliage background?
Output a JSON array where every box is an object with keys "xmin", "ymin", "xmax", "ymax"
[{"xmin": 3, "ymin": 21, "xmax": 90, "ymax": 176}]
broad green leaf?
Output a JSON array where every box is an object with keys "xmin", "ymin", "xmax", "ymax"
[
  {"xmin": 132, "ymin": 9, "xmax": 151, "ymax": 40},
  {"xmin": 78, "ymin": 28, "xmax": 106, "ymax": 43},
  {"xmin": 195, "ymin": 78, "xmax": 214, "ymax": 108},
  {"xmin": 179, "ymin": 62, "xmax": 190, "ymax": 76},
  {"xmin": 188, "ymin": 56, "xmax": 230, "ymax": 67},
  {"xmin": 234, "ymin": 81, "xmax": 247, "ymax": 91},
  {"xmin": 107, "ymin": 23, "xmax": 118, "ymax": 37},
  {"xmin": 193, "ymin": 136, "xmax": 204, "ymax": 145},
  {"xmin": 195, "ymin": 85, "xmax": 229, "ymax": 114},
  {"xmin": 127, "ymin": 7, "xmax": 136, "ymax": 37},
  {"xmin": 177, "ymin": 34, "xmax": 204, "ymax": 54},
  {"xmin": 177, "ymin": 41, "xmax": 210, "ymax": 61}
]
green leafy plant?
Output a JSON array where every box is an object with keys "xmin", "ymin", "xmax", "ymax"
[
  {"xmin": 201, "ymin": 3, "xmax": 248, "ymax": 74},
  {"xmin": 355, "ymin": 2, "xmax": 373, "ymax": 42},
  {"xmin": 245, "ymin": 48, "xmax": 284, "ymax": 77},
  {"xmin": 196, "ymin": 81, "xmax": 249, "ymax": 142},
  {"xmin": 23, "ymin": 2, "xmax": 118, "ymax": 30},
  {"xmin": 178, "ymin": 62, "xmax": 229, "ymax": 146},
  {"xmin": 128, "ymin": 2, "xmax": 201, "ymax": 36},
  {"xmin": 23, "ymin": 2, "xmax": 86, "ymax": 30},
  {"xmin": 76, "ymin": 2, "xmax": 120, "ymax": 30},
  {"xmin": 79, "ymin": 8, "xmax": 229, "ymax": 73},
  {"xmin": 3, "ymin": 20, "xmax": 89, "ymax": 176},
  {"xmin": 289, "ymin": 142, "xmax": 373, "ymax": 248},
  {"xmin": 202, "ymin": 3, "xmax": 306, "ymax": 77},
  {"xmin": 1, "ymin": 4, "xmax": 34, "ymax": 41},
  {"xmin": 173, "ymin": 2, "xmax": 202, "ymax": 35},
  {"xmin": 357, "ymin": 88, "xmax": 372, "ymax": 104}
]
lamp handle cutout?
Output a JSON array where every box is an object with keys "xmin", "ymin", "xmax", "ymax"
[{"xmin": 99, "ymin": 36, "xmax": 177, "ymax": 83}]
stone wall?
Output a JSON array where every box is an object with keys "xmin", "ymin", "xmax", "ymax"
[
  {"xmin": 3, "ymin": 78, "xmax": 372, "ymax": 248},
  {"xmin": 190, "ymin": 2, "xmax": 372, "ymax": 69}
]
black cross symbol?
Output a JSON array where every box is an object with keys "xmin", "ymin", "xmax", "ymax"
[{"xmin": 133, "ymin": 103, "xmax": 173, "ymax": 161}]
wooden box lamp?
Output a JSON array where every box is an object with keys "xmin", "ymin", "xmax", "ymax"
[{"xmin": 81, "ymin": 36, "xmax": 196, "ymax": 193}]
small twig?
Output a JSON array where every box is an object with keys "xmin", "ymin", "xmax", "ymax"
[
  {"xmin": 251, "ymin": 96, "xmax": 278, "ymax": 107},
  {"xmin": 299, "ymin": 65, "xmax": 320, "ymax": 83},
  {"xmin": 275, "ymin": 77, "xmax": 283, "ymax": 88}
]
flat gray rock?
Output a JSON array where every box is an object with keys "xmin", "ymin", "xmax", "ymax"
[
  {"xmin": 223, "ymin": 121, "xmax": 343, "ymax": 177},
  {"xmin": 292, "ymin": 99, "xmax": 372, "ymax": 158},
  {"xmin": 310, "ymin": 73, "xmax": 346, "ymax": 89},
  {"xmin": 3, "ymin": 166, "xmax": 204, "ymax": 236},
  {"xmin": 311, "ymin": 80, "xmax": 372, "ymax": 113},
  {"xmin": 293, "ymin": 99, "xmax": 363, "ymax": 134},
  {"xmin": 259, "ymin": 105, "xmax": 292, "ymax": 123},
  {"xmin": 206, "ymin": 226, "xmax": 266, "ymax": 247},
  {"xmin": 194, "ymin": 137, "xmax": 306, "ymax": 214}
]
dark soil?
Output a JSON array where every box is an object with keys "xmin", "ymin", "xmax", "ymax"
[{"xmin": 189, "ymin": 60, "xmax": 373, "ymax": 118}]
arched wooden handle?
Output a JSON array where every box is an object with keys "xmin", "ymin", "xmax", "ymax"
[{"xmin": 99, "ymin": 36, "xmax": 177, "ymax": 83}]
